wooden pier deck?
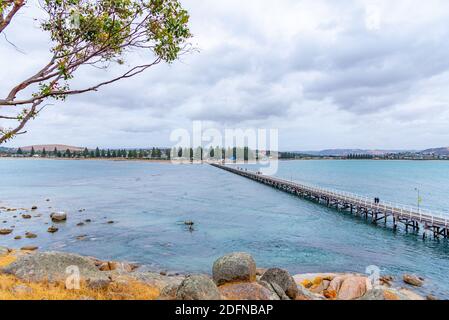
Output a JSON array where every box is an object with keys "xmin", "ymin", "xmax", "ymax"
[{"xmin": 211, "ymin": 163, "xmax": 449, "ymax": 239}]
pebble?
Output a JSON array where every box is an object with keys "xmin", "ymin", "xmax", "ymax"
[
  {"xmin": 21, "ymin": 246, "xmax": 38, "ymax": 251},
  {"xmin": 0, "ymin": 228, "xmax": 13, "ymax": 235},
  {"xmin": 25, "ymin": 232, "xmax": 37, "ymax": 239},
  {"xmin": 47, "ymin": 226, "xmax": 59, "ymax": 233}
]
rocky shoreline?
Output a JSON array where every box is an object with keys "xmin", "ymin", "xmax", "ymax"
[
  {"xmin": 0, "ymin": 203, "xmax": 436, "ymax": 300},
  {"xmin": 0, "ymin": 248, "xmax": 432, "ymax": 300}
]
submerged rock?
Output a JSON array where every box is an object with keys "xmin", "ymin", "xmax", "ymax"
[
  {"xmin": 47, "ymin": 226, "xmax": 59, "ymax": 233},
  {"xmin": 380, "ymin": 275, "xmax": 394, "ymax": 287},
  {"xmin": 0, "ymin": 228, "xmax": 13, "ymax": 235},
  {"xmin": 25, "ymin": 232, "xmax": 37, "ymax": 239},
  {"xmin": 20, "ymin": 246, "xmax": 38, "ymax": 251},
  {"xmin": 403, "ymin": 274, "xmax": 424, "ymax": 287},
  {"xmin": 260, "ymin": 268, "xmax": 298, "ymax": 299},
  {"xmin": 176, "ymin": 275, "xmax": 221, "ymax": 300},
  {"xmin": 50, "ymin": 212, "xmax": 67, "ymax": 222},
  {"xmin": 212, "ymin": 252, "xmax": 257, "ymax": 286}
]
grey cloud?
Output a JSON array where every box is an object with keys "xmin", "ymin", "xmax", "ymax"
[{"xmin": 2, "ymin": 0, "xmax": 449, "ymax": 149}]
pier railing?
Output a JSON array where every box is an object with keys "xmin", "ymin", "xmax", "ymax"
[{"xmin": 211, "ymin": 163, "xmax": 449, "ymax": 233}]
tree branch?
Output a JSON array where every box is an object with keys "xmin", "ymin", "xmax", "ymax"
[
  {"xmin": 0, "ymin": 98, "xmax": 42, "ymax": 144},
  {"xmin": 0, "ymin": 58, "xmax": 161, "ymax": 106},
  {"xmin": 0, "ymin": 0, "xmax": 25, "ymax": 34}
]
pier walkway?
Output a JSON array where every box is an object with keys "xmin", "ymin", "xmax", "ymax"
[{"xmin": 211, "ymin": 163, "xmax": 449, "ymax": 239}]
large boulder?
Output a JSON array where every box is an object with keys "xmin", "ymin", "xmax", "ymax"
[
  {"xmin": 403, "ymin": 274, "xmax": 424, "ymax": 287},
  {"xmin": 128, "ymin": 272, "xmax": 185, "ymax": 291},
  {"xmin": 337, "ymin": 276, "xmax": 371, "ymax": 300},
  {"xmin": 258, "ymin": 280, "xmax": 287, "ymax": 300},
  {"xmin": 212, "ymin": 253, "xmax": 256, "ymax": 286},
  {"xmin": 260, "ymin": 268, "xmax": 298, "ymax": 299},
  {"xmin": 1, "ymin": 251, "xmax": 108, "ymax": 282},
  {"xmin": 219, "ymin": 282, "xmax": 279, "ymax": 300},
  {"xmin": 176, "ymin": 275, "xmax": 222, "ymax": 300},
  {"xmin": 158, "ymin": 283, "xmax": 180, "ymax": 300}
]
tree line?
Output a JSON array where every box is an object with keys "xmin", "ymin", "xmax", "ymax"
[
  {"xmin": 12, "ymin": 146, "xmax": 274, "ymax": 161},
  {"xmin": 14, "ymin": 147, "xmax": 172, "ymax": 159},
  {"xmin": 346, "ymin": 154, "xmax": 374, "ymax": 159}
]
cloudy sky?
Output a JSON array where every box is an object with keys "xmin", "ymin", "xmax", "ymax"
[{"xmin": 1, "ymin": 0, "xmax": 449, "ymax": 150}]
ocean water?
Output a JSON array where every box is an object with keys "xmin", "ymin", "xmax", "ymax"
[{"xmin": 1, "ymin": 159, "xmax": 449, "ymax": 297}]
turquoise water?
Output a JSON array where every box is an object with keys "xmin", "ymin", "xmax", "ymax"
[{"xmin": 1, "ymin": 159, "xmax": 449, "ymax": 297}]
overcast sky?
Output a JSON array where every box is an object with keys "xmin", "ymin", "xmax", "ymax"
[{"xmin": 1, "ymin": 0, "xmax": 449, "ymax": 150}]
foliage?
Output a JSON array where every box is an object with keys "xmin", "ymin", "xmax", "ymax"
[{"xmin": 0, "ymin": 0, "xmax": 191, "ymax": 144}]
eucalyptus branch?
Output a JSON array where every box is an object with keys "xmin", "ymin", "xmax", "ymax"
[{"xmin": 1, "ymin": 0, "xmax": 192, "ymax": 144}]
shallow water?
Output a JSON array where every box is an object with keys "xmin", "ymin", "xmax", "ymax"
[{"xmin": 1, "ymin": 159, "xmax": 449, "ymax": 297}]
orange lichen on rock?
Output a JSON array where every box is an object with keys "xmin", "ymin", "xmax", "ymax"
[
  {"xmin": 219, "ymin": 282, "xmax": 274, "ymax": 300},
  {"xmin": 323, "ymin": 289, "xmax": 337, "ymax": 300},
  {"xmin": 301, "ymin": 279, "xmax": 313, "ymax": 289},
  {"xmin": 312, "ymin": 277, "xmax": 323, "ymax": 285},
  {"xmin": 383, "ymin": 290, "xmax": 400, "ymax": 300}
]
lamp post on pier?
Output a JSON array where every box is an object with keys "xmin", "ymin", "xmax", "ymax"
[{"xmin": 415, "ymin": 187, "xmax": 421, "ymax": 213}]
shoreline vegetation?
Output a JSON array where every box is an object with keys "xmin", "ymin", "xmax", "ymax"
[
  {"xmin": 0, "ymin": 204, "xmax": 436, "ymax": 300},
  {"xmin": 1, "ymin": 144, "xmax": 449, "ymax": 161}
]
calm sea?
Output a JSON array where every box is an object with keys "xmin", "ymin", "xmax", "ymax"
[{"xmin": 1, "ymin": 159, "xmax": 449, "ymax": 297}]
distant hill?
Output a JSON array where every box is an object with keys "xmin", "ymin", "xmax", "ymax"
[
  {"xmin": 19, "ymin": 144, "xmax": 85, "ymax": 152},
  {"xmin": 420, "ymin": 147, "xmax": 449, "ymax": 156},
  {"xmin": 299, "ymin": 149, "xmax": 411, "ymax": 157}
]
